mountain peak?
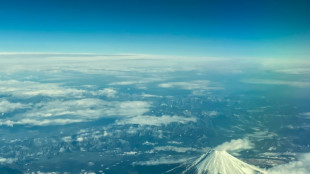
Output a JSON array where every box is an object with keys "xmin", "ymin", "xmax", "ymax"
[{"xmin": 183, "ymin": 150, "xmax": 266, "ymax": 174}]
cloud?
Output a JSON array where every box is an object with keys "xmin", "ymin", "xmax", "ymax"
[
  {"xmin": 300, "ymin": 112, "xmax": 310, "ymax": 119},
  {"xmin": 0, "ymin": 99, "xmax": 150, "ymax": 126},
  {"xmin": 132, "ymin": 156, "xmax": 190, "ymax": 166},
  {"xmin": 0, "ymin": 99, "xmax": 29, "ymax": 113},
  {"xmin": 274, "ymin": 68, "xmax": 310, "ymax": 75},
  {"xmin": 268, "ymin": 153, "xmax": 310, "ymax": 174},
  {"xmin": 24, "ymin": 99, "xmax": 150, "ymax": 118},
  {"xmin": 109, "ymin": 81, "xmax": 143, "ymax": 85},
  {"xmin": 123, "ymin": 151, "xmax": 138, "ymax": 155},
  {"xmin": 245, "ymin": 130, "xmax": 278, "ymax": 141},
  {"xmin": 0, "ymin": 52, "xmax": 232, "ymax": 74},
  {"xmin": 0, "ymin": 157, "xmax": 16, "ymax": 164},
  {"xmin": 62, "ymin": 136, "xmax": 73, "ymax": 143},
  {"xmin": 158, "ymin": 80, "xmax": 222, "ymax": 90},
  {"xmin": 109, "ymin": 76, "xmax": 168, "ymax": 86},
  {"xmin": 202, "ymin": 111, "xmax": 219, "ymax": 117},
  {"xmin": 215, "ymin": 138, "xmax": 254, "ymax": 152},
  {"xmin": 5, "ymin": 118, "xmax": 84, "ymax": 126},
  {"xmin": 92, "ymin": 88, "xmax": 117, "ymax": 98},
  {"xmin": 141, "ymin": 93, "xmax": 162, "ymax": 98},
  {"xmin": 116, "ymin": 115, "xmax": 196, "ymax": 126},
  {"xmin": 260, "ymin": 58, "xmax": 310, "ymax": 75},
  {"xmin": 1, "ymin": 53, "xmax": 308, "ymax": 77},
  {"xmin": 36, "ymin": 171, "xmax": 62, "ymax": 174},
  {"xmin": 147, "ymin": 146, "xmax": 198, "ymax": 153},
  {"xmin": 0, "ymin": 80, "xmax": 85, "ymax": 98},
  {"xmin": 241, "ymin": 79, "xmax": 310, "ymax": 88}
]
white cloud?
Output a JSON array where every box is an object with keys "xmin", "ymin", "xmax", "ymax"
[
  {"xmin": 132, "ymin": 156, "xmax": 190, "ymax": 166},
  {"xmin": 202, "ymin": 111, "xmax": 219, "ymax": 117},
  {"xmin": 268, "ymin": 153, "xmax": 310, "ymax": 174},
  {"xmin": 0, "ymin": 99, "xmax": 29, "ymax": 113},
  {"xmin": 36, "ymin": 171, "xmax": 60, "ymax": 174},
  {"xmin": 143, "ymin": 141, "xmax": 157, "ymax": 146},
  {"xmin": 123, "ymin": 151, "xmax": 138, "ymax": 155},
  {"xmin": 300, "ymin": 112, "xmax": 310, "ymax": 119},
  {"xmin": 116, "ymin": 115, "xmax": 196, "ymax": 126},
  {"xmin": 168, "ymin": 141, "xmax": 183, "ymax": 145},
  {"xmin": 0, "ymin": 80, "xmax": 85, "ymax": 98},
  {"xmin": 241, "ymin": 79, "xmax": 310, "ymax": 88},
  {"xmin": 62, "ymin": 136, "xmax": 72, "ymax": 142},
  {"xmin": 24, "ymin": 99, "xmax": 149, "ymax": 118},
  {"xmin": 245, "ymin": 130, "xmax": 278, "ymax": 141},
  {"xmin": 208, "ymin": 111, "xmax": 218, "ymax": 117},
  {"xmin": 260, "ymin": 58, "xmax": 310, "ymax": 75},
  {"xmin": 5, "ymin": 53, "xmax": 215, "ymax": 74},
  {"xmin": 109, "ymin": 81, "xmax": 141, "ymax": 85},
  {"xmin": 76, "ymin": 137, "xmax": 84, "ymax": 142},
  {"xmin": 93, "ymin": 88, "xmax": 117, "ymax": 98},
  {"xmin": 215, "ymin": 138, "xmax": 254, "ymax": 153},
  {"xmin": 0, "ymin": 157, "xmax": 16, "ymax": 164},
  {"xmin": 0, "ymin": 118, "xmax": 84, "ymax": 126},
  {"xmin": 109, "ymin": 76, "xmax": 168, "ymax": 86},
  {"xmin": 274, "ymin": 68, "xmax": 310, "ymax": 75},
  {"xmin": 147, "ymin": 146, "xmax": 198, "ymax": 153},
  {"xmin": 158, "ymin": 80, "xmax": 222, "ymax": 90},
  {"xmin": 141, "ymin": 93, "xmax": 162, "ymax": 98},
  {"xmin": 0, "ymin": 99, "xmax": 150, "ymax": 126},
  {"xmin": 0, "ymin": 53, "xmax": 308, "ymax": 77}
]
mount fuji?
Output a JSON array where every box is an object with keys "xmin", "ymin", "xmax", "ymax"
[{"xmin": 181, "ymin": 150, "xmax": 267, "ymax": 174}]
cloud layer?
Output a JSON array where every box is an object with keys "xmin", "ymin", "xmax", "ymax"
[
  {"xmin": 158, "ymin": 80, "xmax": 222, "ymax": 90},
  {"xmin": 0, "ymin": 99, "xmax": 150, "ymax": 126},
  {"xmin": 269, "ymin": 153, "xmax": 310, "ymax": 174},
  {"xmin": 0, "ymin": 80, "xmax": 85, "ymax": 98},
  {"xmin": 241, "ymin": 79, "xmax": 310, "ymax": 88},
  {"xmin": 116, "ymin": 115, "xmax": 196, "ymax": 126}
]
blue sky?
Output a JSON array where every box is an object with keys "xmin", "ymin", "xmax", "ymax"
[{"xmin": 0, "ymin": 0, "xmax": 309, "ymax": 58}]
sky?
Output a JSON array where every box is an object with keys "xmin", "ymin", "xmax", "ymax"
[{"xmin": 0, "ymin": 0, "xmax": 309, "ymax": 58}]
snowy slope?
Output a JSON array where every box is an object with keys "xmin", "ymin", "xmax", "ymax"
[{"xmin": 183, "ymin": 150, "xmax": 267, "ymax": 174}]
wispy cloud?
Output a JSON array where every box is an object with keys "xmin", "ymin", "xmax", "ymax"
[
  {"xmin": 132, "ymin": 156, "xmax": 190, "ymax": 166},
  {"xmin": 2, "ymin": 118, "xmax": 84, "ymax": 126},
  {"xmin": 300, "ymin": 112, "xmax": 310, "ymax": 119},
  {"xmin": 260, "ymin": 58, "xmax": 310, "ymax": 75},
  {"xmin": 109, "ymin": 76, "xmax": 169, "ymax": 86},
  {"xmin": 0, "ymin": 157, "xmax": 17, "ymax": 164},
  {"xmin": 158, "ymin": 80, "xmax": 222, "ymax": 90},
  {"xmin": 202, "ymin": 111, "xmax": 219, "ymax": 117},
  {"xmin": 147, "ymin": 146, "xmax": 198, "ymax": 153},
  {"xmin": 91, "ymin": 88, "xmax": 117, "ymax": 98},
  {"xmin": 0, "ymin": 99, "xmax": 150, "ymax": 126},
  {"xmin": 0, "ymin": 53, "xmax": 227, "ymax": 75},
  {"xmin": 0, "ymin": 80, "xmax": 85, "ymax": 98},
  {"xmin": 0, "ymin": 99, "xmax": 29, "ymax": 114},
  {"xmin": 274, "ymin": 68, "xmax": 310, "ymax": 75},
  {"xmin": 141, "ymin": 93, "xmax": 163, "ymax": 98},
  {"xmin": 116, "ymin": 115, "xmax": 196, "ymax": 126},
  {"xmin": 241, "ymin": 79, "xmax": 310, "ymax": 88}
]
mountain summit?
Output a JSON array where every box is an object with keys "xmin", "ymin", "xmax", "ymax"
[{"xmin": 183, "ymin": 150, "xmax": 266, "ymax": 174}]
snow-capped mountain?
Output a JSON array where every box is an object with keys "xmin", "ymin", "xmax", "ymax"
[{"xmin": 183, "ymin": 150, "xmax": 267, "ymax": 174}]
